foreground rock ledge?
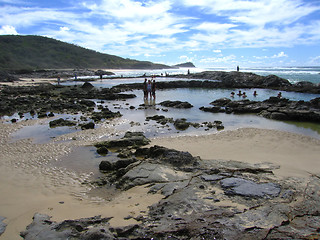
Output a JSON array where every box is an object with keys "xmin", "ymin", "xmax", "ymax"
[{"xmin": 21, "ymin": 134, "xmax": 320, "ymax": 239}]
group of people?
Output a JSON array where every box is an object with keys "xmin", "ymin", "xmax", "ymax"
[
  {"xmin": 230, "ymin": 90, "xmax": 283, "ymax": 99},
  {"xmin": 143, "ymin": 78, "xmax": 156, "ymax": 99},
  {"xmin": 230, "ymin": 90, "xmax": 250, "ymax": 98}
]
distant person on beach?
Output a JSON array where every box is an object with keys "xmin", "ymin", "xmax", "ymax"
[
  {"xmin": 143, "ymin": 78, "xmax": 148, "ymax": 99},
  {"xmin": 152, "ymin": 79, "xmax": 156, "ymax": 99},
  {"xmin": 57, "ymin": 76, "xmax": 61, "ymax": 85},
  {"xmin": 253, "ymin": 91, "xmax": 258, "ymax": 97},
  {"xmin": 74, "ymin": 73, "xmax": 77, "ymax": 80},
  {"xmin": 242, "ymin": 92, "xmax": 247, "ymax": 98},
  {"xmin": 147, "ymin": 80, "xmax": 152, "ymax": 99},
  {"xmin": 230, "ymin": 92, "xmax": 235, "ymax": 98},
  {"xmin": 237, "ymin": 90, "xmax": 242, "ymax": 96},
  {"xmin": 237, "ymin": 65, "xmax": 240, "ymax": 72},
  {"xmin": 277, "ymin": 92, "xmax": 282, "ymax": 98}
]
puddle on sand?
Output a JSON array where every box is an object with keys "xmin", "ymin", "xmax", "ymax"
[{"xmin": 10, "ymin": 124, "xmax": 79, "ymax": 144}]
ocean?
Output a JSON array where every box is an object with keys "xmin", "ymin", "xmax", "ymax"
[{"xmin": 96, "ymin": 66, "xmax": 320, "ymax": 85}]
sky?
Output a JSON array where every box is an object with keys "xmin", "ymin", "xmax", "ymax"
[{"xmin": 1, "ymin": 0, "xmax": 320, "ymax": 68}]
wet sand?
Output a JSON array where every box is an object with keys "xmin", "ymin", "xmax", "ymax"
[
  {"xmin": 0, "ymin": 120, "xmax": 162, "ymax": 240},
  {"xmin": 150, "ymin": 128, "xmax": 320, "ymax": 178},
  {"xmin": 1, "ymin": 120, "xmax": 320, "ymax": 239}
]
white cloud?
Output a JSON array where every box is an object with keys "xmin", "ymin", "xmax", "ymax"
[
  {"xmin": 271, "ymin": 51, "xmax": 288, "ymax": 58},
  {"xmin": 60, "ymin": 26, "xmax": 70, "ymax": 31},
  {"xmin": 213, "ymin": 49, "xmax": 222, "ymax": 53},
  {"xmin": 0, "ymin": 25, "xmax": 18, "ymax": 34}
]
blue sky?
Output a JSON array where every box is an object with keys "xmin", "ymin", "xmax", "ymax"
[{"xmin": 1, "ymin": 0, "xmax": 320, "ymax": 68}]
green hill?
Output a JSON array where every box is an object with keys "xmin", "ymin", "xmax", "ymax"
[{"xmin": 0, "ymin": 35, "xmax": 171, "ymax": 71}]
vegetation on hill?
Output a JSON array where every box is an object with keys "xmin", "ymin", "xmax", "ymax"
[
  {"xmin": 173, "ymin": 62, "xmax": 196, "ymax": 68},
  {"xmin": 0, "ymin": 35, "xmax": 171, "ymax": 71}
]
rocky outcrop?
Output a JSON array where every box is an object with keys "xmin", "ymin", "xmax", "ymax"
[
  {"xmin": 159, "ymin": 100, "xmax": 193, "ymax": 109},
  {"xmin": 0, "ymin": 84, "xmax": 135, "ymax": 118},
  {"xmin": 20, "ymin": 214, "xmax": 114, "ymax": 240},
  {"xmin": 112, "ymin": 71, "xmax": 320, "ymax": 94},
  {"xmin": 49, "ymin": 118, "xmax": 77, "ymax": 128},
  {"xmin": 95, "ymin": 132, "xmax": 151, "ymax": 156},
  {"xmin": 21, "ymin": 138, "xmax": 320, "ymax": 239},
  {"xmin": 201, "ymin": 97, "xmax": 320, "ymax": 123}
]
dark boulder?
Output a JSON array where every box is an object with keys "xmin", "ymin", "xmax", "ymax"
[
  {"xmin": 135, "ymin": 145, "xmax": 197, "ymax": 167},
  {"xmin": 49, "ymin": 118, "xmax": 76, "ymax": 127},
  {"xmin": 159, "ymin": 100, "xmax": 193, "ymax": 109},
  {"xmin": 80, "ymin": 122, "xmax": 95, "ymax": 130},
  {"xmin": 80, "ymin": 82, "xmax": 94, "ymax": 89},
  {"xmin": 95, "ymin": 132, "xmax": 150, "ymax": 150},
  {"xmin": 210, "ymin": 98, "xmax": 232, "ymax": 106},
  {"xmin": 174, "ymin": 118, "xmax": 190, "ymax": 130},
  {"xmin": 20, "ymin": 213, "xmax": 114, "ymax": 240}
]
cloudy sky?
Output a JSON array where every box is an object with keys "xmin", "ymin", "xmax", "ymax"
[{"xmin": 1, "ymin": 0, "xmax": 320, "ymax": 68}]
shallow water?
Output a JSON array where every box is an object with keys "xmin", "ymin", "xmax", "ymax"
[{"xmin": 7, "ymin": 85, "xmax": 320, "ymax": 144}]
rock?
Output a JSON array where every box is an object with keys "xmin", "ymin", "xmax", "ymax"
[
  {"xmin": 135, "ymin": 145, "xmax": 197, "ymax": 167},
  {"xmin": 80, "ymin": 82, "xmax": 94, "ymax": 89},
  {"xmin": 97, "ymin": 146, "xmax": 109, "ymax": 156},
  {"xmin": 210, "ymin": 98, "xmax": 232, "ymax": 106},
  {"xmin": 78, "ymin": 99, "xmax": 96, "ymax": 107},
  {"xmin": 20, "ymin": 213, "xmax": 114, "ymax": 240},
  {"xmin": 99, "ymin": 158, "xmax": 138, "ymax": 171},
  {"xmin": 220, "ymin": 177, "xmax": 281, "ymax": 198},
  {"xmin": 0, "ymin": 216, "xmax": 6, "ymax": 236},
  {"xmin": 49, "ymin": 118, "xmax": 76, "ymax": 127},
  {"xmin": 199, "ymin": 106, "xmax": 222, "ymax": 113},
  {"xmin": 118, "ymin": 163, "xmax": 191, "ymax": 189},
  {"xmin": 174, "ymin": 118, "xmax": 190, "ymax": 130},
  {"xmin": 91, "ymin": 107, "xmax": 122, "ymax": 122},
  {"xmin": 159, "ymin": 100, "xmax": 193, "ymax": 108},
  {"xmin": 95, "ymin": 132, "xmax": 150, "ymax": 150},
  {"xmin": 80, "ymin": 122, "xmax": 95, "ymax": 130}
]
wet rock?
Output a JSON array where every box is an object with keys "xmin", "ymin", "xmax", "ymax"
[
  {"xmin": 49, "ymin": 118, "xmax": 76, "ymax": 128},
  {"xmin": 118, "ymin": 163, "xmax": 191, "ymax": 190},
  {"xmin": 210, "ymin": 98, "xmax": 232, "ymax": 106},
  {"xmin": 199, "ymin": 106, "xmax": 222, "ymax": 113},
  {"xmin": 174, "ymin": 118, "xmax": 190, "ymax": 130},
  {"xmin": 80, "ymin": 82, "xmax": 94, "ymax": 89},
  {"xmin": 91, "ymin": 107, "xmax": 122, "ymax": 122},
  {"xmin": 135, "ymin": 145, "xmax": 197, "ymax": 167},
  {"xmin": 99, "ymin": 158, "xmax": 138, "ymax": 171},
  {"xmin": 0, "ymin": 216, "xmax": 6, "ymax": 236},
  {"xmin": 20, "ymin": 213, "xmax": 114, "ymax": 240},
  {"xmin": 80, "ymin": 122, "xmax": 95, "ymax": 130},
  {"xmin": 220, "ymin": 177, "xmax": 281, "ymax": 198},
  {"xmin": 159, "ymin": 100, "xmax": 193, "ymax": 108},
  {"xmin": 95, "ymin": 132, "xmax": 150, "ymax": 150}
]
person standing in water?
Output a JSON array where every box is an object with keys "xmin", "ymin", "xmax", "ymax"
[
  {"xmin": 143, "ymin": 78, "xmax": 148, "ymax": 99},
  {"xmin": 147, "ymin": 80, "xmax": 152, "ymax": 99},
  {"xmin": 152, "ymin": 79, "xmax": 156, "ymax": 99}
]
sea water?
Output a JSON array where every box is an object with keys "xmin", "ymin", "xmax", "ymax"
[
  {"xmin": 6, "ymin": 68, "xmax": 320, "ymax": 143},
  {"xmin": 89, "ymin": 66, "xmax": 320, "ymax": 85}
]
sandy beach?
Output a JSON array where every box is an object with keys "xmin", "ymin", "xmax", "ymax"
[
  {"xmin": 1, "ymin": 116, "xmax": 320, "ymax": 239},
  {"xmin": 150, "ymin": 128, "xmax": 320, "ymax": 178},
  {"xmin": 0, "ymin": 120, "xmax": 163, "ymax": 240}
]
